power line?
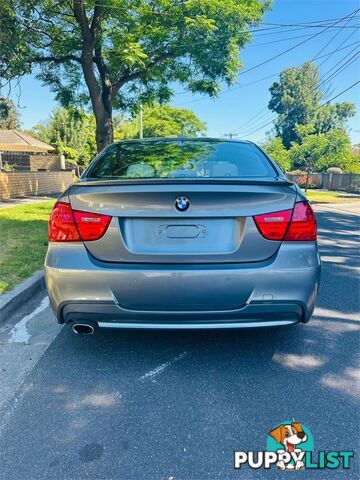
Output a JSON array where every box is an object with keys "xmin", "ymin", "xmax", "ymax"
[
  {"xmin": 102, "ymin": 18, "xmax": 360, "ymax": 56},
  {"xmin": 88, "ymin": 0, "xmax": 360, "ymax": 42},
  {"xmin": 253, "ymin": 21, "xmax": 359, "ymax": 37},
  {"xmin": 236, "ymin": 49, "xmax": 360, "ymax": 137},
  {"xmin": 93, "ymin": 0, "xmax": 360, "ymax": 30},
  {"xmin": 237, "ymin": 54, "xmax": 360, "ymax": 137},
  {"xmin": 77, "ymin": 6, "xmax": 360, "ymax": 54},
  {"xmin": 174, "ymin": 73, "xmax": 280, "ymax": 106},
  {"xmin": 171, "ymin": 10, "xmax": 360, "ymax": 98},
  {"xmin": 316, "ymin": 79, "xmax": 360, "ymax": 108},
  {"xmin": 90, "ymin": 0, "xmax": 360, "ymax": 30},
  {"xmin": 261, "ymin": 16, "xmax": 360, "ymax": 26},
  {"xmin": 248, "ymin": 31, "xmax": 332, "ymax": 47},
  {"xmin": 174, "ymin": 40, "xmax": 359, "ymax": 108},
  {"xmin": 230, "ymin": 14, "xmax": 358, "ymax": 77},
  {"xmin": 238, "ymin": 80, "xmax": 360, "ymax": 138},
  {"xmin": 231, "ymin": 35, "xmax": 360, "ymax": 136},
  {"xmin": 312, "ymin": 8, "xmax": 359, "ymax": 60},
  {"xmin": 318, "ymin": 24, "xmax": 359, "ymax": 67},
  {"xmin": 261, "ymin": 25, "xmax": 360, "ymax": 30},
  {"xmin": 234, "ymin": 107, "xmax": 268, "ymax": 133},
  {"xmin": 251, "ymin": 23, "xmax": 359, "ymax": 38},
  {"xmin": 325, "ymin": 50, "xmax": 360, "ymax": 82},
  {"xmin": 262, "ymin": 17, "xmax": 360, "ymax": 28},
  {"xmin": 236, "ymin": 111, "xmax": 274, "ymax": 136},
  {"xmin": 319, "ymin": 44, "xmax": 360, "ymax": 86}
]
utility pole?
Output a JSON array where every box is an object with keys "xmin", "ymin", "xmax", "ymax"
[
  {"xmin": 139, "ymin": 104, "xmax": 143, "ymax": 139},
  {"xmin": 222, "ymin": 133, "xmax": 238, "ymax": 140},
  {"xmin": 138, "ymin": 83, "xmax": 144, "ymax": 139}
]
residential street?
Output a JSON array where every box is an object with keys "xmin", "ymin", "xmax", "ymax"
[{"xmin": 0, "ymin": 205, "xmax": 359, "ymax": 480}]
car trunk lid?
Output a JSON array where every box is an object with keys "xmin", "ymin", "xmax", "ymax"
[{"xmin": 68, "ymin": 181, "xmax": 297, "ymax": 264}]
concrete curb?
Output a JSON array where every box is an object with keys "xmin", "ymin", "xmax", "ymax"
[{"xmin": 0, "ymin": 270, "xmax": 45, "ymax": 324}]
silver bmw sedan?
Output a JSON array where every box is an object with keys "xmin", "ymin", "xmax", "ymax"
[{"xmin": 45, "ymin": 138, "xmax": 321, "ymax": 334}]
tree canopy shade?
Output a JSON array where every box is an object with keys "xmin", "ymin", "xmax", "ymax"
[
  {"xmin": 268, "ymin": 61, "xmax": 355, "ymax": 148},
  {"xmin": 0, "ymin": 0, "xmax": 269, "ymax": 152}
]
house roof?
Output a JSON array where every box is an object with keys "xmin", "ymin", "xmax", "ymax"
[{"xmin": 0, "ymin": 130, "xmax": 55, "ymax": 152}]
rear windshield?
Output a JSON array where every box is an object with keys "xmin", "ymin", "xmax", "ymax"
[{"xmin": 86, "ymin": 140, "xmax": 276, "ymax": 180}]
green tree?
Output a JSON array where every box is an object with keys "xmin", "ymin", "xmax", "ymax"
[
  {"xmin": 115, "ymin": 104, "xmax": 206, "ymax": 140},
  {"xmin": 268, "ymin": 61, "xmax": 355, "ymax": 148},
  {"xmin": 262, "ymin": 136, "xmax": 290, "ymax": 171},
  {"xmin": 114, "ymin": 117, "xmax": 138, "ymax": 141},
  {"xmin": 349, "ymin": 145, "xmax": 360, "ymax": 173},
  {"xmin": 289, "ymin": 126, "xmax": 353, "ymax": 175},
  {"xmin": 0, "ymin": 0, "xmax": 269, "ymax": 152},
  {"xmin": 0, "ymin": 96, "xmax": 20, "ymax": 129},
  {"xmin": 314, "ymin": 102, "xmax": 355, "ymax": 134},
  {"xmin": 31, "ymin": 108, "xmax": 97, "ymax": 165},
  {"xmin": 32, "ymin": 103, "xmax": 205, "ymax": 164}
]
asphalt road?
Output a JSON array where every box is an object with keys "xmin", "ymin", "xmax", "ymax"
[{"xmin": 0, "ymin": 205, "xmax": 359, "ymax": 480}]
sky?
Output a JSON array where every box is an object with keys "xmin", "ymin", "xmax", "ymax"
[{"xmin": 5, "ymin": 0, "xmax": 360, "ymax": 144}]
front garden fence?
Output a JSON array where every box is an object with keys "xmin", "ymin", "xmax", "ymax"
[{"xmin": 286, "ymin": 172, "xmax": 360, "ymax": 193}]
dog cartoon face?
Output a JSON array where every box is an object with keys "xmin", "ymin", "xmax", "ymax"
[{"xmin": 269, "ymin": 423, "xmax": 307, "ymax": 453}]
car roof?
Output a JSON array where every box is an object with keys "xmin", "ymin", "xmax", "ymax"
[{"xmin": 113, "ymin": 137, "xmax": 253, "ymax": 146}]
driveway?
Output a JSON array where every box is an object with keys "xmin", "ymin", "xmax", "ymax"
[{"xmin": 0, "ymin": 205, "xmax": 359, "ymax": 479}]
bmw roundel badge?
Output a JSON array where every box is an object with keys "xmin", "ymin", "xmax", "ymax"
[{"xmin": 175, "ymin": 196, "xmax": 190, "ymax": 212}]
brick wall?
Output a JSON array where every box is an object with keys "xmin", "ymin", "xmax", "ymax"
[
  {"xmin": 29, "ymin": 155, "xmax": 62, "ymax": 171},
  {"xmin": 0, "ymin": 171, "xmax": 75, "ymax": 200},
  {"xmin": 1, "ymin": 152, "xmax": 63, "ymax": 171},
  {"xmin": 1, "ymin": 152, "xmax": 30, "ymax": 170}
]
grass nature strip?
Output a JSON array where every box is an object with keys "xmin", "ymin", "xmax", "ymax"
[
  {"xmin": 304, "ymin": 190, "xmax": 360, "ymax": 203},
  {"xmin": 0, "ymin": 201, "xmax": 55, "ymax": 294}
]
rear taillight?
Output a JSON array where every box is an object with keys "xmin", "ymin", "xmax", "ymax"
[
  {"xmin": 49, "ymin": 201, "xmax": 112, "ymax": 242},
  {"xmin": 48, "ymin": 202, "xmax": 80, "ymax": 242},
  {"xmin": 285, "ymin": 201, "xmax": 317, "ymax": 241},
  {"xmin": 253, "ymin": 201, "xmax": 316, "ymax": 242},
  {"xmin": 72, "ymin": 209, "xmax": 112, "ymax": 241},
  {"xmin": 253, "ymin": 209, "xmax": 292, "ymax": 241}
]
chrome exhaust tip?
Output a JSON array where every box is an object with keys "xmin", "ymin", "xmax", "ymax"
[{"xmin": 72, "ymin": 323, "xmax": 95, "ymax": 335}]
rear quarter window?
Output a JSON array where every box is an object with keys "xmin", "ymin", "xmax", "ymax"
[{"xmin": 86, "ymin": 140, "xmax": 276, "ymax": 180}]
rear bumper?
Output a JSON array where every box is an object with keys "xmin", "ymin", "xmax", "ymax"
[
  {"xmin": 61, "ymin": 301, "xmax": 304, "ymax": 329},
  {"xmin": 45, "ymin": 242, "xmax": 321, "ymax": 329}
]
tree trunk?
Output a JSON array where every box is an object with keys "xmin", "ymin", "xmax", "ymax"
[
  {"xmin": 95, "ymin": 107, "xmax": 114, "ymax": 153},
  {"xmin": 73, "ymin": 1, "xmax": 114, "ymax": 153}
]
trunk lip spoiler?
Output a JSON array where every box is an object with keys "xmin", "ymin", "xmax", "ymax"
[{"xmin": 76, "ymin": 178, "xmax": 294, "ymax": 187}]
